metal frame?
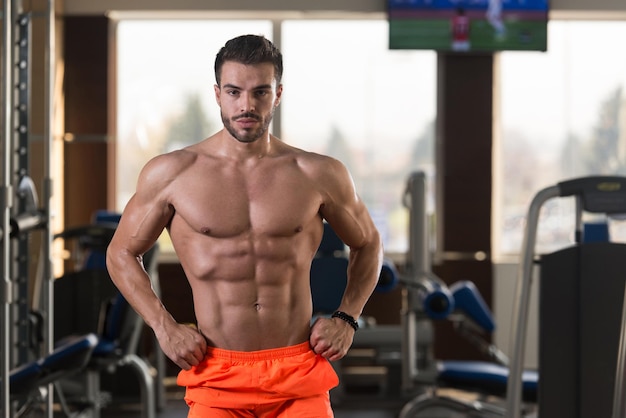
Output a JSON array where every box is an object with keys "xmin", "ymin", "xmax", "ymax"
[
  {"xmin": 401, "ymin": 171, "xmax": 427, "ymax": 391},
  {"xmin": 1, "ymin": 0, "xmax": 55, "ymax": 416},
  {"xmin": 42, "ymin": 0, "xmax": 56, "ymax": 415},
  {"xmin": 401, "ymin": 171, "xmax": 441, "ymax": 392},
  {"xmin": 14, "ymin": 10, "xmax": 32, "ymax": 370},
  {"xmin": 1, "ymin": 1, "xmax": 17, "ymax": 415},
  {"xmin": 504, "ymin": 184, "xmax": 559, "ymax": 417}
]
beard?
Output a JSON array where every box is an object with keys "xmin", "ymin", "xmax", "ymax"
[{"xmin": 222, "ymin": 108, "xmax": 275, "ymax": 143}]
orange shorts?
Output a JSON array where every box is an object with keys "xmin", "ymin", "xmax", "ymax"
[{"xmin": 177, "ymin": 342, "xmax": 339, "ymax": 417}]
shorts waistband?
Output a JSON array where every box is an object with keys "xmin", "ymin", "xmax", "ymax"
[{"xmin": 206, "ymin": 341, "xmax": 312, "ymax": 361}]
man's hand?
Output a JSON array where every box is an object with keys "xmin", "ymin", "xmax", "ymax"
[
  {"xmin": 309, "ymin": 316, "xmax": 355, "ymax": 361},
  {"xmin": 155, "ymin": 322, "xmax": 207, "ymax": 370}
]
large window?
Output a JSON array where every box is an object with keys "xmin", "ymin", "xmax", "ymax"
[
  {"xmin": 116, "ymin": 19, "xmax": 273, "ymax": 208},
  {"xmin": 115, "ymin": 18, "xmax": 436, "ymax": 254},
  {"xmin": 496, "ymin": 20, "xmax": 626, "ymax": 256},
  {"xmin": 117, "ymin": 17, "xmax": 626, "ymax": 260},
  {"xmin": 280, "ymin": 20, "xmax": 436, "ymax": 252}
]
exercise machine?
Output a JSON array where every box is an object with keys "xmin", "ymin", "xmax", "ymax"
[
  {"xmin": 506, "ymin": 176, "xmax": 626, "ymax": 417},
  {"xmin": 311, "ymin": 170, "xmax": 538, "ymax": 413},
  {"xmin": 8, "ymin": 333, "xmax": 98, "ymax": 417},
  {"xmin": 398, "ymin": 279, "xmax": 538, "ymax": 417},
  {"xmin": 399, "ymin": 171, "xmax": 537, "ymax": 417}
]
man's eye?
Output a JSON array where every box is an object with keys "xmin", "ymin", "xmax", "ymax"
[
  {"xmin": 255, "ymin": 91, "xmax": 269, "ymax": 97},
  {"xmin": 227, "ymin": 90, "xmax": 239, "ymax": 96}
]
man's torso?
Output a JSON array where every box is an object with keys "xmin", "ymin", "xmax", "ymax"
[{"xmin": 165, "ymin": 143, "xmax": 327, "ymax": 350}]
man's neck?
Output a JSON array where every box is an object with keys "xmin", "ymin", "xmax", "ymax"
[{"xmin": 220, "ymin": 129, "xmax": 273, "ymax": 161}]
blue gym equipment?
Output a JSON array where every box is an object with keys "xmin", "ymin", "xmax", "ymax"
[{"xmin": 310, "ymin": 171, "xmax": 539, "ymax": 416}]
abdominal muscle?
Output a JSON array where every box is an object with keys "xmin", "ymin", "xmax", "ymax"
[
  {"xmin": 171, "ymin": 225, "xmax": 318, "ymax": 352},
  {"xmin": 189, "ymin": 276, "xmax": 313, "ymax": 351}
]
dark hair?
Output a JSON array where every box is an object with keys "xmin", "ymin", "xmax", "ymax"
[{"xmin": 214, "ymin": 34, "xmax": 283, "ymax": 86}]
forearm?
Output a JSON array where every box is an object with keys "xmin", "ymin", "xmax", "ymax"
[
  {"xmin": 310, "ymin": 234, "xmax": 382, "ymax": 360},
  {"xmin": 106, "ymin": 247, "xmax": 175, "ymax": 333},
  {"xmin": 339, "ymin": 233, "xmax": 383, "ymax": 319},
  {"xmin": 107, "ymin": 246, "xmax": 207, "ymax": 369}
]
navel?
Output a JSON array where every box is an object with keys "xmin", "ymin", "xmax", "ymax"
[{"xmin": 254, "ymin": 302, "xmax": 261, "ymax": 311}]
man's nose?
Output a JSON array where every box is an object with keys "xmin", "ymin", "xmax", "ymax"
[{"xmin": 240, "ymin": 93, "xmax": 255, "ymax": 112}]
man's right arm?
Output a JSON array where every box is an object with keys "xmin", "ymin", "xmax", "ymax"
[{"xmin": 106, "ymin": 154, "xmax": 207, "ymax": 370}]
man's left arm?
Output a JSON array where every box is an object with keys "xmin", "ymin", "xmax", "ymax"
[{"xmin": 309, "ymin": 158, "xmax": 383, "ymax": 361}]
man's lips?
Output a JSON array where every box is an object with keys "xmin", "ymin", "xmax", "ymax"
[{"xmin": 235, "ymin": 117, "xmax": 259, "ymax": 128}]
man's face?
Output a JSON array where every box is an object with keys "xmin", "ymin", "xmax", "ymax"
[{"xmin": 214, "ymin": 61, "xmax": 282, "ymax": 143}]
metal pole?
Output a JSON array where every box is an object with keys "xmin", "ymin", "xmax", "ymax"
[
  {"xmin": 1, "ymin": 0, "xmax": 15, "ymax": 415},
  {"xmin": 14, "ymin": 9, "xmax": 31, "ymax": 372},
  {"xmin": 505, "ymin": 185, "xmax": 559, "ymax": 417},
  {"xmin": 42, "ymin": 0, "xmax": 55, "ymax": 416},
  {"xmin": 401, "ymin": 171, "xmax": 428, "ymax": 391}
]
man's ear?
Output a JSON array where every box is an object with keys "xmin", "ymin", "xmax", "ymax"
[
  {"xmin": 214, "ymin": 84, "xmax": 221, "ymax": 106},
  {"xmin": 274, "ymin": 84, "xmax": 283, "ymax": 107}
]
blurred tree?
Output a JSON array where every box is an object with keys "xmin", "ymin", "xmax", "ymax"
[
  {"xmin": 581, "ymin": 86, "xmax": 624, "ymax": 175},
  {"xmin": 325, "ymin": 124, "xmax": 355, "ymax": 172},
  {"xmin": 500, "ymin": 128, "xmax": 542, "ymax": 206},
  {"xmin": 559, "ymin": 132, "xmax": 583, "ymax": 179},
  {"xmin": 409, "ymin": 120, "xmax": 435, "ymax": 169},
  {"xmin": 163, "ymin": 93, "xmax": 212, "ymax": 152}
]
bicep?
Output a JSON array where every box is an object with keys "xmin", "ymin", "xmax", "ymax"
[
  {"xmin": 110, "ymin": 154, "xmax": 179, "ymax": 257},
  {"xmin": 112, "ymin": 194, "xmax": 173, "ymax": 257},
  {"xmin": 318, "ymin": 161, "xmax": 377, "ymax": 249}
]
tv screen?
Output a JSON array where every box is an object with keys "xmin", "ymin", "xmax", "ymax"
[{"xmin": 388, "ymin": 0, "xmax": 548, "ymax": 52}]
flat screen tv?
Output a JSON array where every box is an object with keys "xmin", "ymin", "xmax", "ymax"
[{"xmin": 388, "ymin": 0, "xmax": 548, "ymax": 52}]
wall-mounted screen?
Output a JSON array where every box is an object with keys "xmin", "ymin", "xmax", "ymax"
[{"xmin": 389, "ymin": 0, "xmax": 548, "ymax": 52}]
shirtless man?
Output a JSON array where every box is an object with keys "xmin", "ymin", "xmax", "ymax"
[{"xmin": 106, "ymin": 34, "xmax": 383, "ymax": 417}]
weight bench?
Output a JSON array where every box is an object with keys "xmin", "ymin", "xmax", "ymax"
[
  {"xmin": 400, "ymin": 281, "xmax": 538, "ymax": 417},
  {"xmin": 8, "ymin": 333, "xmax": 98, "ymax": 416},
  {"xmin": 54, "ymin": 222, "xmax": 159, "ymax": 418},
  {"xmin": 83, "ymin": 291, "xmax": 157, "ymax": 418}
]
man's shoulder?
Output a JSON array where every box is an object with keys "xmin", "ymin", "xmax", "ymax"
[
  {"xmin": 136, "ymin": 148, "xmax": 204, "ymax": 195},
  {"xmin": 277, "ymin": 142, "xmax": 342, "ymax": 169},
  {"xmin": 294, "ymin": 149, "xmax": 346, "ymax": 175},
  {"xmin": 146, "ymin": 148, "xmax": 198, "ymax": 173}
]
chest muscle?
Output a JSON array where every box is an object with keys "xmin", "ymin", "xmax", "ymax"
[{"xmin": 170, "ymin": 161, "xmax": 322, "ymax": 239}]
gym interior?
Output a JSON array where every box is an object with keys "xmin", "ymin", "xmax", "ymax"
[{"xmin": 2, "ymin": 0, "xmax": 626, "ymax": 417}]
